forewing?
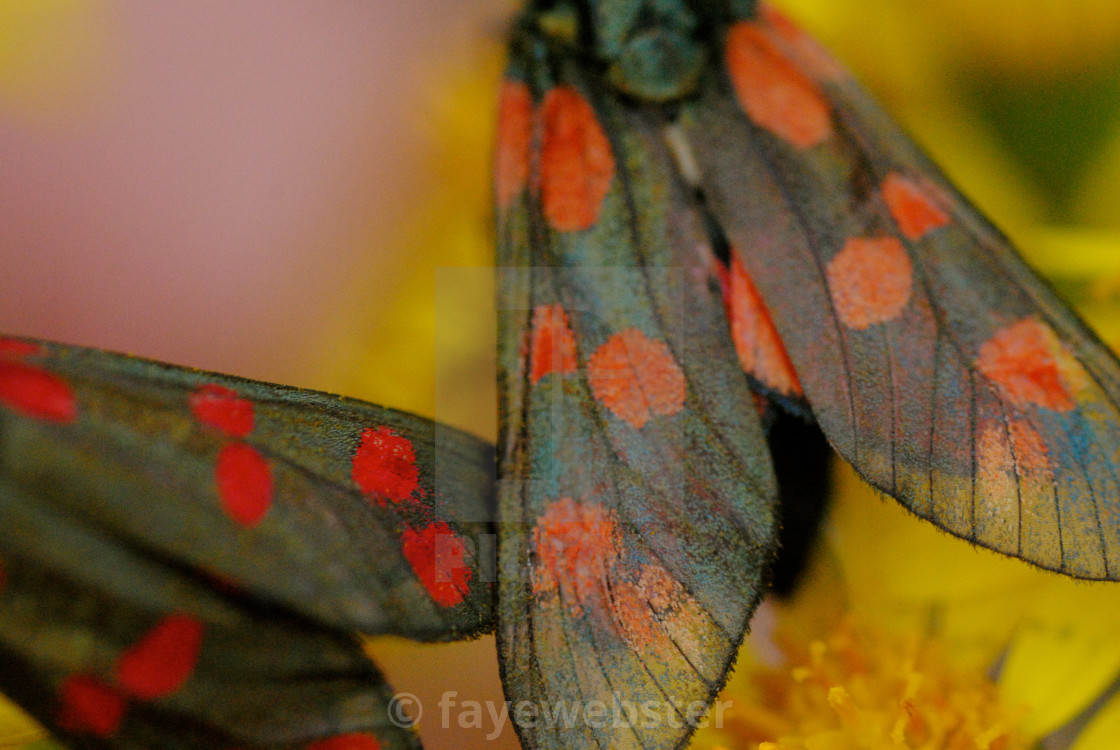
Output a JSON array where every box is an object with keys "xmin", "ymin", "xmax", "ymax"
[
  {"xmin": 0, "ymin": 338, "xmax": 495, "ymax": 637},
  {"xmin": 495, "ymin": 57, "xmax": 778, "ymax": 750},
  {"xmin": 0, "ymin": 338, "xmax": 497, "ymax": 746},
  {"xmin": 682, "ymin": 3, "xmax": 1120, "ymax": 579}
]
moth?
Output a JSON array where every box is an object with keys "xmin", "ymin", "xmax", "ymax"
[
  {"xmin": 2, "ymin": 2, "xmax": 1118, "ymax": 750},
  {"xmin": 494, "ymin": 1, "xmax": 1120, "ymax": 749},
  {"xmin": 0, "ymin": 338, "xmax": 496, "ymax": 749}
]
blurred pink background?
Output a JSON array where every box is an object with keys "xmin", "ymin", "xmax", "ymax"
[
  {"xmin": 0, "ymin": 1, "xmax": 500, "ymax": 389},
  {"xmin": 0, "ymin": 3, "xmax": 517, "ymax": 749}
]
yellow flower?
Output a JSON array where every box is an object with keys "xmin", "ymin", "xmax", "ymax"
[
  {"xmin": 693, "ymin": 456, "xmax": 1120, "ymax": 749},
  {"xmin": 693, "ymin": 616, "xmax": 1029, "ymax": 749}
]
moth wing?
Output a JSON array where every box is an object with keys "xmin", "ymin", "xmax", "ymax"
[
  {"xmin": 1, "ymin": 494, "xmax": 416, "ymax": 749},
  {"xmin": 683, "ymin": 4, "xmax": 1120, "ymax": 579},
  {"xmin": 495, "ymin": 61, "xmax": 778, "ymax": 750},
  {"xmin": 0, "ymin": 339, "xmax": 497, "ymax": 746},
  {"xmin": 0, "ymin": 338, "xmax": 495, "ymax": 637}
]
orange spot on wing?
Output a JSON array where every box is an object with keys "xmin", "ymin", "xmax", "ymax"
[
  {"xmin": 587, "ymin": 329, "xmax": 686, "ymax": 429},
  {"xmin": 882, "ymin": 172, "xmax": 950, "ymax": 241},
  {"xmin": 494, "ymin": 79, "xmax": 534, "ymax": 210},
  {"xmin": 976, "ymin": 318, "xmax": 1076, "ymax": 412},
  {"xmin": 215, "ymin": 443, "xmax": 273, "ymax": 527},
  {"xmin": 116, "ymin": 614, "xmax": 205, "ymax": 700},
  {"xmin": 190, "ymin": 383, "xmax": 254, "ymax": 437},
  {"xmin": 975, "ymin": 422, "xmax": 1019, "ymax": 549},
  {"xmin": 351, "ymin": 426, "xmax": 420, "ymax": 504},
  {"xmin": 826, "ymin": 236, "xmax": 913, "ymax": 329},
  {"xmin": 723, "ymin": 253, "xmax": 802, "ymax": 395},
  {"xmin": 401, "ymin": 522, "xmax": 473, "ymax": 608},
  {"xmin": 725, "ymin": 21, "xmax": 832, "ymax": 149},
  {"xmin": 1008, "ymin": 419, "xmax": 1052, "ymax": 476},
  {"xmin": 533, "ymin": 498, "xmax": 619, "ymax": 617},
  {"xmin": 610, "ymin": 563, "xmax": 704, "ymax": 656},
  {"xmin": 57, "ymin": 675, "xmax": 125, "ymax": 737},
  {"xmin": 977, "ymin": 418, "xmax": 1051, "ymax": 489},
  {"xmin": 539, "ymin": 86, "xmax": 615, "ymax": 231},
  {"xmin": 529, "ymin": 303, "xmax": 578, "ymax": 384},
  {"xmin": 0, "ymin": 359, "xmax": 77, "ymax": 423},
  {"xmin": 976, "ymin": 416, "xmax": 1053, "ymax": 554}
]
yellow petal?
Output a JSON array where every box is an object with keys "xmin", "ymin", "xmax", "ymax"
[
  {"xmin": 911, "ymin": 0, "xmax": 1120, "ymax": 75},
  {"xmin": 999, "ymin": 582, "xmax": 1120, "ymax": 739},
  {"xmin": 1071, "ymin": 692, "xmax": 1120, "ymax": 750},
  {"xmin": 1073, "ymin": 118, "xmax": 1120, "ymax": 229},
  {"xmin": 828, "ymin": 461, "xmax": 1060, "ymax": 669},
  {"xmin": 1016, "ymin": 228, "xmax": 1120, "ymax": 348},
  {"xmin": 0, "ymin": 697, "xmax": 47, "ymax": 747}
]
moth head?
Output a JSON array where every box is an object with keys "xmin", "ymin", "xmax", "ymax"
[{"xmin": 528, "ymin": 0, "xmax": 736, "ymax": 101}]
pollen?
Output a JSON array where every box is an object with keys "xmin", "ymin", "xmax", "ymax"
[{"xmin": 694, "ymin": 619, "xmax": 1027, "ymax": 750}]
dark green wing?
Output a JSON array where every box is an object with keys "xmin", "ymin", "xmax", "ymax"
[
  {"xmin": 0, "ymin": 337, "xmax": 497, "ymax": 748},
  {"xmin": 494, "ymin": 14, "xmax": 779, "ymax": 750},
  {"xmin": 682, "ymin": 3, "xmax": 1120, "ymax": 579}
]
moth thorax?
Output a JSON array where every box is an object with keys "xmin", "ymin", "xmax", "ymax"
[{"xmin": 535, "ymin": 0, "xmax": 709, "ymax": 101}]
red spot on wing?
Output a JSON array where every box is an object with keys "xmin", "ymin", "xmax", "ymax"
[
  {"xmin": 0, "ymin": 338, "xmax": 43, "ymax": 357},
  {"xmin": 401, "ymin": 522, "xmax": 473, "ymax": 608},
  {"xmin": 215, "ymin": 443, "xmax": 274, "ymax": 527},
  {"xmin": 529, "ymin": 304, "xmax": 578, "ymax": 384},
  {"xmin": 190, "ymin": 383, "xmax": 254, "ymax": 437},
  {"xmin": 116, "ymin": 614, "xmax": 205, "ymax": 700},
  {"xmin": 0, "ymin": 359, "xmax": 78, "ymax": 423},
  {"xmin": 722, "ymin": 253, "xmax": 802, "ymax": 396},
  {"xmin": 495, "ymin": 79, "xmax": 534, "ymax": 210},
  {"xmin": 539, "ymin": 85, "xmax": 615, "ymax": 232},
  {"xmin": 725, "ymin": 21, "xmax": 832, "ymax": 149},
  {"xmin": 351, "ymin": 426, "xmax": 420, "ymax": 504},
  {"xmin": 587, "ymin": 329, "xmax": 686, "ymax": 429},
  {"xmin": 826, "ymin": 236, "xmax": 913, "ymax": 329},
  {"xmin": 308, "ymin": 734, "xmax": 382, "ymax": 750},
  {"xmin": 532, "ymin": 498, "xmax": 618, "ymax": 616},
  {"xmin": 976, "ymin": 318, "xmax": 1077, "ymax": 412},
  {"xmin": 882, "ymin": 172, "xmax": 950, "ymax": 241},
  {"xmin": 57, "ymin": 675, "xmax": 126, "ymax": 737}
]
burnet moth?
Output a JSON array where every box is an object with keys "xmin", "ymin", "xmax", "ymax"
[
  {"xmin": 495, "ymin": 2, "xmax": 1120, "ymax": 750},
  {"xmin": 0, "ymin": 2, "xmax": 1117, "ymax": 749}
]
